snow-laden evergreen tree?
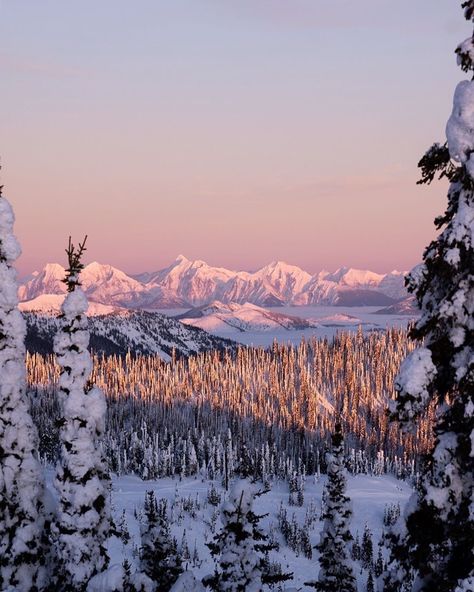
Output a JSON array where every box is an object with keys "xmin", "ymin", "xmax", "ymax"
[
  {"xmin": 204, "ymin": 479, "xmax": 292, "ymax": 591},
  {"xmin": 367, "ymin": 570, "xmax": 375, "ymax": 592},
  {"xmin": 86, "ymin": 562, "xmax": 155, "ymax": 592},
  {"xmin": 361, "ymin": 524, "xmax": 374, "ymax": 570},
  {"xmin": 0, "ymin": 192, "xmax": 49, "ymax": 591},
  {"xmin": 306, "ymin": 423, "xmax": 356, "ymax": 592},
  {"xmin": 386, "ymin": 3, "xmax": 474, "ymax": 591},
  {"xmin": 52, "ymin": 237, "xmax": 112, "ymax": 591},
  {"xmin": 140, "ymin": 491, "xmax": 182, "ymax": 591},
  {"xmin": 170, "ymin": 572, "xmax": 206, "ymax": 592}
]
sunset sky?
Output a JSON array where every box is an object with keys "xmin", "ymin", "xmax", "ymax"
[{"xmin": 1, "ymin": 1, "xmax": 465, "ymax": 276}]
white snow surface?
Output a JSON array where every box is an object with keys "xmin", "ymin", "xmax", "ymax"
[
  {"xmin": 447, "ymin": 80, "xmax": 474, "ymax": 177},
  {"xmin": 19, "ymin": 293, "xmax": 122, "ymax": 316},
  {"xmin": 392, "ymin": 348, "xmax": 437, "ymax": 429},
  {"xmin": 43, "ymin": 470, "xmax": 412, "ymax": 591}
]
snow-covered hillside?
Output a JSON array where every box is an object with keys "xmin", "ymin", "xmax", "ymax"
[
  {"xmin": 24, "ymin": 310, "xmax": 237, "ymax": 359},
  {"xmin": 19, "ymin": 294, "xmax": 121, "ymax": 316},
  {"xmin": 19, "ymin": 257, "xmax": 408, "ymax": 309},
  {"xmin": 375, "ymin": 296, "xmax": 419, "ymax": 316},
  {"xmin": 54, "ymin": 472, "xmax": 411, "ymax": 591},
  {"xmin": 177, "ymin": 301, "xmax": 316, "ymax": 334}
]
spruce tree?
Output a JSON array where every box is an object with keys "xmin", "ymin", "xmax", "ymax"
[
  {"xmin": 374, "ymin": 547, "xmax": 384, "ymax": 579},
  {"xmin": 0, "ymin": 192, "xmax": 49, "ymax": 591},
  {"xmin": 204, "ymin": 479, "xmax": 292, "ymax": 591},
  {"xmin": 140, "ymin": 491, "xmax": 182, "ymax": 590},
  {"xmin": 361, "ymin": 524, "xmax": 374, "ymax": 570},
  {"xmin": 367, "ymin": 570, "xmax": 375, "ymax": 592},
  {"xmin": 306, "ymin": 423, "xmax": 356, "ymax": 592},
  {"xmin": 387, "ymin": 3, "xmax": 474, "ymax": 591},
  {"xmin": 351, "ymin": 533, "xmax": 361, "ymax": 562},
  {"xmin": 52, "ymin": 237, "xmax": 112, "ymax": 590}
]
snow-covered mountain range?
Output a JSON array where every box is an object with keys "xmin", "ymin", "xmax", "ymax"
[{"xmin": 19, "ymin": 256, "xmax": 407, "ymax": 309}]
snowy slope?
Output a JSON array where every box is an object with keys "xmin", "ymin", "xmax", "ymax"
[
  {"xmin": 146, "ymin": 255, "xmax": 239, "ymax": 306},
  {"xmin": 78, "ymin": 261, "xmax": 146, "ymax": 305},
  {"xmin": 47, "ymin": 472, "xmax": 411, "ymax": 592},
  {"xmin": 375, "ymin": 296, "xmax": 420, "ymax": 316},
  {"xmin": 24, "ymin": 310, "xmax": 237, "ymax": 359},
  {"xmin": 178, "ymin": 301, "xmax": 316, "ymax": 334},
  {"xmin": 19, "ymin": 294, "xmax": 121, "ymax": 316},
  {"xmin": 19, "ymin": 257, "xmax": 408, "ymax": 309},
  {"xmin": 18, "ymin": 263, "xmax": 66, "ymax": 300},
  {"xmin": 301, "ymin": 268, "xmax": 404, "ymax": 306}
]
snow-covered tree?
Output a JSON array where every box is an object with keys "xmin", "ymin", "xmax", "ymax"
[
  {"xmin": 86, "ymin": 562, "xmax": 155, "ymax": 592},
  {"xmin": 0, "ymin": 193, "xmax": 49, "ymax": 590},
  {"xmin": 387, "ymin": 3, "xmax": 474, "ymax": 591},
  {"xmin": 170, "ymin": 572, "xmax": 206, "ymax": 592},
  {"xmin": 361, "ymin": 524, "xmax": 374, "ymax": 570},
  {"xmin": 367, "ymin": 570, "xmax": 375, "ymax": 592},
  {"xmin": 52, "ymin": 236, "xmax": 112, "ymax": 590},
  {"xmin": 306, "ymin": 423, "xmax": 356, "ymax": 592},
  {"xmin": 204, "ymin": 479, "xmax": 292, "ymax": 591},
  {"xmin": 140, "ymin": 491, "xmax": 182, "ymax": 591}
]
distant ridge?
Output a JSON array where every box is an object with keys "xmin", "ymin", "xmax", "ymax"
[
  {"xmin": 24, "ymin": 310, "xmax": 237, "ymax": 359},
  {"xmin": 19, "ymin": 256, "xmax": 408, "ymax": 309}
]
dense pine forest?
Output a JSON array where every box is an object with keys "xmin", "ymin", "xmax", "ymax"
[{"xmin": 27, "ymin": 328, "xmax": 430, "ymax": 482}]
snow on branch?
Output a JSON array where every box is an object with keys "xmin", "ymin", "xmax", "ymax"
[{"xmin": 391, "ymin": 348, "xmax": 437, "ymax": 430}]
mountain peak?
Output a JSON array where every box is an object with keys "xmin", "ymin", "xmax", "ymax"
[
  {"xmin": 19, "ymin": 256, "xmax": 409, "ymax": 308},
  {"xmin": 84, "ymin": 260, "xmax": 104, "ymax": 270},
  {"xmin": 42, "ymin": 262, "xmax": 65, "ymax": 275}
]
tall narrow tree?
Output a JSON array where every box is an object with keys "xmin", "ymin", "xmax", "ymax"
[
  {"xmin": 52, "ymin": 237, "xmax": 112, "ymax": 590},
  {"xmin": 306, "ymin": 423, "xmax": 356, "ymax": 592},
  {"xmin": 0, "ymin": 191, "xmax": 48, "ymax": 591},
  {"xmin": 387, "ymin": 3, "xmax": 474, "ymax": 591},
  {"xmin": 204, "ymin": 479, "xmax": 292, "ymax": 591},
  {"xmin": 140, "ymin": 491, "xmax": 182, "ymax": 590}
]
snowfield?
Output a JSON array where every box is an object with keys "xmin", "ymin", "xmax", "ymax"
[{"xmin": 43, "ymin": 471, "xmax": 412, "ymax": 590}]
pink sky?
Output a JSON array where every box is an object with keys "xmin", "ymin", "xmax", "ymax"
[{"xmin": 1, "ymin": 0, "xmax": 462, "ymax": 276}]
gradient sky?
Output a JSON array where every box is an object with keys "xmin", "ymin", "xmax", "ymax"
[{"xmin": 1, "ymin": 0, "xmax": 467, "ymax": 276}]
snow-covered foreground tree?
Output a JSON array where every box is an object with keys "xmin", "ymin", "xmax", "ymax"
[
  {"xmin": 0, "ymin": 193, "xmax": 49, "ymax": 590},
  {"xmin": 204, "ymin": 479, "xmax": 292, "ymax": 591},
  {"xmin": 52, "ymin": 237, "xmax": 112, "ymax": 590},
  {"xmin": 306, "ymin": 423, "xmax": 356, "ymax": 592},
  {"xmin": 387, "ymin": 3, "xmax": 474, "ymax": 591},
  {"xmin": 140, "ymin": 491, "xmax": 182, "ymax": 590}
]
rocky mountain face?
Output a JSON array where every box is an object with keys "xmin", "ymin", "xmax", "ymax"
[{"xmin": 19, "ymin": 256, "xmax": 407, "ymax": 309}]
